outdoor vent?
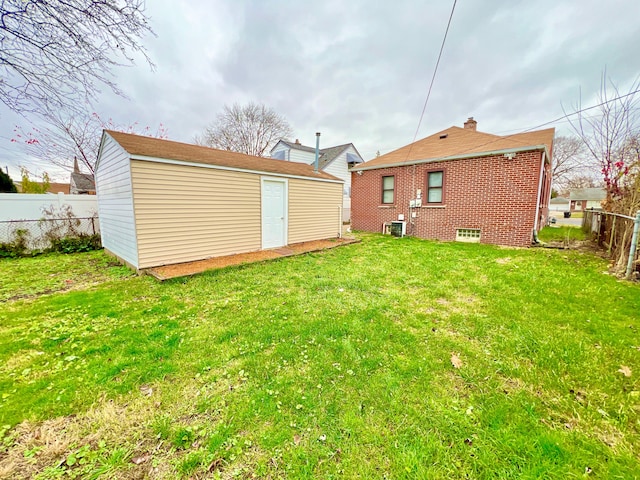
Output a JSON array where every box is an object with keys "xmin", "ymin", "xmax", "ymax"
[
  {"xmin": 456, "ymin": 228, "xmax": 481, "ymax": 243},
  {"xmin": 384, "ymin": 221, "xmax": 406, "ymax": 237},
  {"xmin": 439, "ymin": 134, "xmax": 448, "ymax": 139}
]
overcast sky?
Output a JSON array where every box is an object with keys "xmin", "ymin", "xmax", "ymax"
[{"xmin": 2, "ymin": 0, "xmax": 639, "ymax": 181}]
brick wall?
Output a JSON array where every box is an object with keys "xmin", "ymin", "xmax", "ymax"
[{"xmin": 351, "ymin": 151, "xmax": 547, "ymax": 247}]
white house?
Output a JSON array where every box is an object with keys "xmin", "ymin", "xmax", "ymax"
[
  {"xmin": 569, "ymin": 188, "xmax": 605, "ymax": 211},
  {"xmin": 549, "ymin": 196, "xmax": 570, "ymax": 212},
  {"xmin": 270, "ymin": 138, "xmax": 364, "ymax": 221}
]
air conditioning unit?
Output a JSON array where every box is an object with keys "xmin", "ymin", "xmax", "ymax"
[{"xmin": 384, "ymin": 221, "xmax": 406, "ymax": 237}]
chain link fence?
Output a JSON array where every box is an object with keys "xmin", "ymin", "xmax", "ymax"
[
  {"xmin": 0, "ymin": 217, "xmax": 100, "ymax": 252},
  {"xmin": 583, "ymin": 209, "xmax": 640, "ymax": 279}
]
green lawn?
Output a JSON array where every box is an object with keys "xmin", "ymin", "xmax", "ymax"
[
  {"xmin": 538, "ymin": 226, "xmax": 587, "ymax": 243},
  {"xmin": 0, "ymin": 234, "xmax": 638, "ymax": 479}
]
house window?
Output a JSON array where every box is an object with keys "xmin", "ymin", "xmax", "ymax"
[
  {"xmin": 456, "ymin": 228, "xmax": 481, "ymax": 243},
  {"xmin": 382, "ymin": 176, "xmax": 394, "ymax": 204},
  {"xmin": 427, "ymin": 171, "xmax": 443, "ymax": 203}
]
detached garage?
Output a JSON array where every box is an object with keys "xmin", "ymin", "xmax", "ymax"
[{"xmin": 95, "ymin": 131, "xmax": 344, "ymax": 271}]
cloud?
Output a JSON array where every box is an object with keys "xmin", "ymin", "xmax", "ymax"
[{"xmin": 1, "ymin": 0, "xmax": 639, "ymax": 176}]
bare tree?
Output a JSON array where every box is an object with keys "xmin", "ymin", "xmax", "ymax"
[
  {"xmin": 0, "ymin": 0, "xmax": 154, "ymax": 115},
  {"xmin": 551, "ymin": 136, "xmax": 595, "ymax": 191},
  {"xmin": 13, "ymin": 112, "xmax": 168, "ymax": 174},
  {"xmin": 562, "ymin": 175, "xmax": 603, "ymax": 195},
  {"xmin": 197, "ymin": 103, "xmax": 293, "ymax": 157},
  {"xmin": 567, "ymin": 72, "xmax": 640, "ymax": 276},
  {"xmin": 566, "ymin": 72, "xmax": 640, "ymax": 202}
]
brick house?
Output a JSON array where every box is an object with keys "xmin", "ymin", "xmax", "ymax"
[{"xmin": 351, "ymin": 118, "xmax": 555, "ymax": 247}]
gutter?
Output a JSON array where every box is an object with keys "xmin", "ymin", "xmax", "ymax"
[{"xmin": 352, "ymin": 144, "xmax": 550, "ymax": 172}]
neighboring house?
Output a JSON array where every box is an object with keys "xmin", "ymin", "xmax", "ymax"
[
  {"xmin": 549, "ymin": 196, "xmax": 570, "ymax": 212},
  {"xmin": 15, "ymin": 182, "xmax": 70, "ymax": 194},
  {"xmin": 270, "ymin": 138, "xmax": 364, "ymax": 221},
  {"xmin": 96, "ymin": 131, "xmax": 344, "ymax": 271},
  {"xmin": 569, "ymin": 188, "xmax": 605, "ymax": 211},
  {"xmin": 351, "ymin": 117, "xmax": 555, "ymax": 247},
  {"xmin": 70, "ymin": 158, "xmax": 96, "ymax": 194}
]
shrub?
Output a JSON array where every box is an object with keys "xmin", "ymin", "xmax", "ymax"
[
  {"xmin": 49, "ymin": 234, "xmax": 102, "ymax": 254},
  {"xmin": 0, "ymin": 229, "xmax": 30, "ymax": 258}
]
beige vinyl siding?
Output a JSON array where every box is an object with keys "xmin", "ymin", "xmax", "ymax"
[
  {"xmin": 131, "ymin": 160, "xmax": 261, "ymax": 268},
  {"xmin": 95, "ymin": 134, "xmax": 139, "ymax": 267},
  {"xmin": 288, "ymin": 179, "xmax": 342, "ymax": 243}
]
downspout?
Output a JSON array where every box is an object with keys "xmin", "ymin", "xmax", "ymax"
[
  {"xmin": 314, "ymin": 132, "xmax": 321, "ymax": 172},
  {"xmin": 532, "ymin": 151, "xmax": 546, "ymax": 244}
]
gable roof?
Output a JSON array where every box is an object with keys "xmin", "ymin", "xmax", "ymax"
[
  {"xmin": 353, "ymin": 126, "xmax": 555, "ymax": 171},
  {"xmin": 569, "ymin": 188, "xmax": 606, "ymax": 201},
  {"xmin": 272, "ymin": 140, "xmax": 364, "ymax": 168},
  {"xmin": 103, "ymin": 131, "xmax": 342, "ymax": 182},
  {"xmin": 71, "ymin": 172, "xmax": 95, "ymax": 191}
]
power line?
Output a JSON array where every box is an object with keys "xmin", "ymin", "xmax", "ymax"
[
  {"xmin": 453, "ymin": 88, "xmax": 640, "ymax": 157},
  {"xmin": 404, "ymin": 0, "xmax": 457, "ymax": 162},
  {"xmin": 521, "ymin": 88, "xmax": 640, "ymax": 133}
]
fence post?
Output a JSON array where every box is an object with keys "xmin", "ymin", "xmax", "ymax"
[
  {"xmin": 626, "ymin": 210, "xmax": 640, "ymax": 280},
  {"xmin": 91, "ymin": 217, "xmax": 95, "ymax": 235},
  {"xmin": 608, "ymin": 216, "xmax": 616, "ymax": 255}
]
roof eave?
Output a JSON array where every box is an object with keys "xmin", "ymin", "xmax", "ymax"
[
  {"xmin": 128, "ymin": 154, "xmax": 344, "ymax": 184},
  {"xmin": 352, "ymin": 144, "xmax": 550, "ymax": 171}
]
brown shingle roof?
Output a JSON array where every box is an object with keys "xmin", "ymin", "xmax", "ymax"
[
  {"xmin": 355, "ymin": 126, "xmax": 555, "ymax": 170},
  {"xmin": 104, "ymin": 131, "xmax": 342, "ymax": 182}
]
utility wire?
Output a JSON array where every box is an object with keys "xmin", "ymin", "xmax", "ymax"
[
  {"xmin": 403, "ymin": 0, "xmax": 457, "ymax": 164},
  {"xmin": 449, "ymin": 88, "xmax": 640, "ymax": 158}
]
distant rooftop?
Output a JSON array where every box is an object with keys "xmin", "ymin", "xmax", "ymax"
[{"xmin": 569, "ymin": 188, "xmax": 605, "ymax": 201}]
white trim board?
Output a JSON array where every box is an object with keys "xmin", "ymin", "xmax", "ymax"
[{"xmin": 352, "ymin": 145, "xmax": 550, "ymax": 172}]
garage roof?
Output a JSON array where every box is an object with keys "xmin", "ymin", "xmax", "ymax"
[{"xmin": 104, "ymin": 131, "xmax": 342, "ymax": 182}]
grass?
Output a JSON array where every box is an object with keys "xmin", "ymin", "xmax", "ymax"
[
  {"xmin": 0, "ymin": 235, "xmax": 639, "ymax": 479},
  {"xmin": 0, "ymin": 250, "xmax": 133, "ymax": 302},
  {"xmin": 538, "ymin": 225, "xmax": 587, "ymax": 243}
]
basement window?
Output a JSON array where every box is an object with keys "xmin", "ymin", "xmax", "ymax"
[{"xmin": 456, "ymin": 228, "xmax": 481, "ymax": 243}]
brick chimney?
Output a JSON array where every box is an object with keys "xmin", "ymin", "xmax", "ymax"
[
  {"xmin": 295, "ymin": 139, "xmax": 301, "ymax": 144},
  {"xmin": 464, "ymin": 117, "xmax": 477, "ymax": 131}
]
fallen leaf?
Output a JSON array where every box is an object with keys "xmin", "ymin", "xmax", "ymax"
[
  {"xmin": 451, "ymin": 353, "xmax": 463, "ymax": 369},
  {"xmin": 464, "ymin": 438, "xmax": 473, "ymax": 446},
  {"xmin": 131, "ymin": 454, "xmax": 150, "ymax": 465},
  {"xmin": 208, "ymin": 458, "xmax": 223, "ymax": 472},
  {"xmin": 293, "ymin": 434, "xmax": 301, "ymax": 445},
  {"xmin": 139, "ymin": 385, "xmax": 153, "ymax": 396},
  {"xmin": 618, "ymin": 365, "xmax": 632, "ymax": 377}
]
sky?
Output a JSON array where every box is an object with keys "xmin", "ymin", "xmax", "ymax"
[{"xmin": 1, "ymin": 0, "xmax": 640, "ymax": 181}]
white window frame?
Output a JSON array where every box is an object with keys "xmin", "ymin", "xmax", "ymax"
[{"xmin": 456, "ymin": 228, "xmax": 481, "ymax": 243}]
